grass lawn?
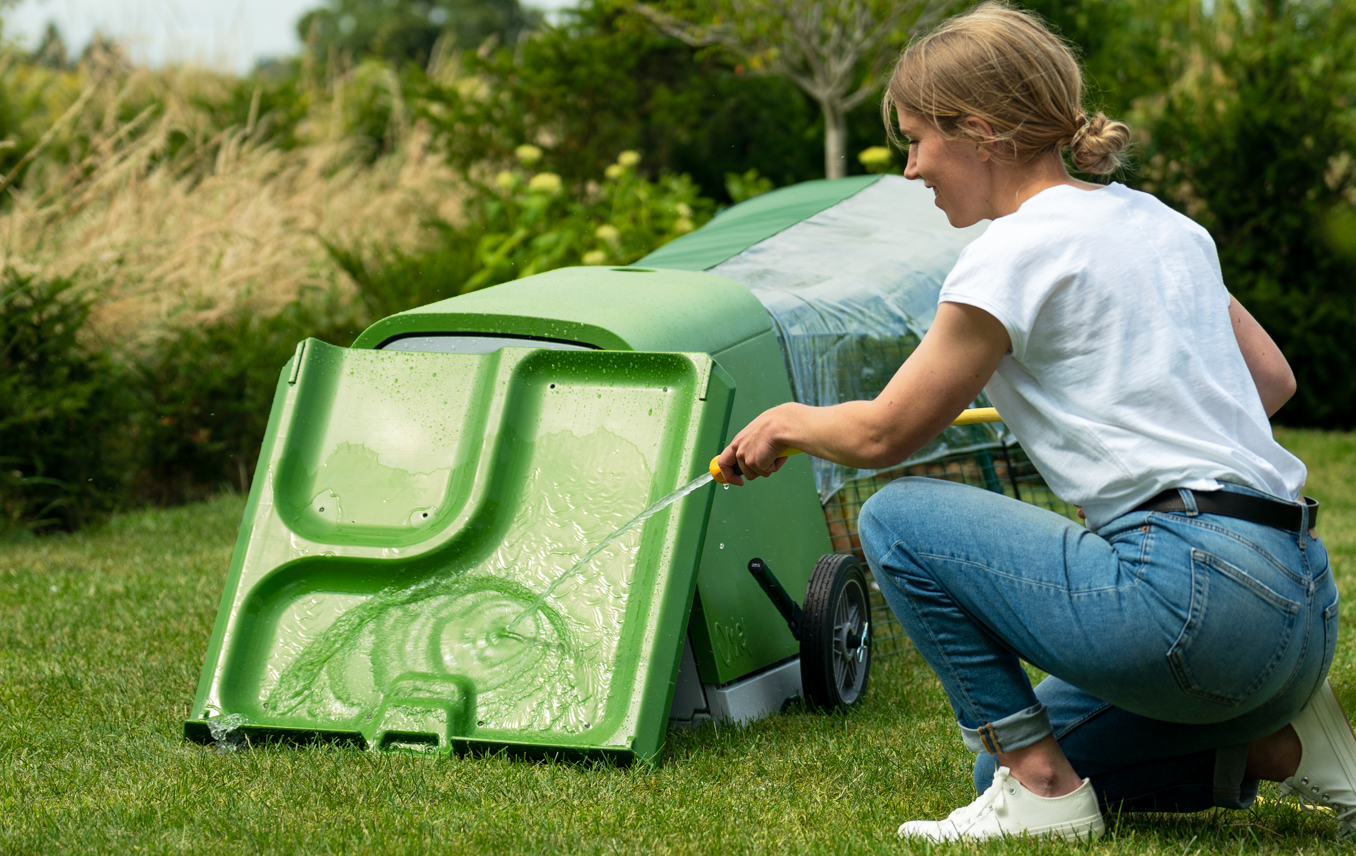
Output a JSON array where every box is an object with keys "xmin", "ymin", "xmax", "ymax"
[{"xmin": 2, "ymin": 428, "xmax": 1354, "ymax": 854}]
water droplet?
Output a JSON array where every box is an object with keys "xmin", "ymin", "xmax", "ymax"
[
  {"xmin": 723, "ymin": 484, "xmax": 730, "ymax": 490},
  {"xmin": 719, "ymin": 543, "xmax": 724, "ymax": 549}
]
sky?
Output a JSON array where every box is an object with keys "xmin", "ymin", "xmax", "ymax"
[{"xmin": 5, "ymin": 0, "xmax": 572, "ymax": 74}]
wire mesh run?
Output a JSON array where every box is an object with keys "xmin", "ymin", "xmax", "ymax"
[{"xmin": 821, "ymin": 442, "xmax": 1081, "ymax": 657}]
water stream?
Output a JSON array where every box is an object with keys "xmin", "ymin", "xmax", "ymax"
[{"xmin": 503, "ymin": 470, "xmax": 714, "ymax": 633}]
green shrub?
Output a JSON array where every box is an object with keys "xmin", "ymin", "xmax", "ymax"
[
  {"xmin": 463, "ymin": 149, "xmax": 713, "ymax": 288},
  {"xmin": 333, "ymin": 150, "xmax": 714, "ymax": 312},
  {"xmin": 1137, "ymin": 2, "xmax": 1356, "ymax": 427},
  {"xmin": 326, "ymin": 220, "xmax": 478, "ymax": 321},
  {"xmin": 129, "ymin": 294, "xmax": 363, "ymax": 507},
  {"xmin": 0, "ymin": 271, "xmax": 134, "ymax": 533},
  {"xmin": 416, "ymin": 0, "xmax": 865, "ymax": 201},
  {"xmin": 725, "ymin": 168, "xmax": 775, "ymax": 202}
]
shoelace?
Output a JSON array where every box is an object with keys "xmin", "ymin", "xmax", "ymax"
[
  {"xmin": 1289, "ymin": 779, "xmax": 1356, "ymax": 834},
  {"xmin": 946, "ymin": 768, "xmax": 1011, "ymax": 831}
]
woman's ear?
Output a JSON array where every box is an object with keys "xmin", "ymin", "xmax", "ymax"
[{"xmin": 959, "ymin": 115, "xmax": 997, "ymax": 161}]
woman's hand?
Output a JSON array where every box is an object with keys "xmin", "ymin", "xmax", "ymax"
[
  {"xmin": 716, "ymin": 302, "xmax": 1010, "ymax": 485},
  {"xmin": 715, "ymin": 403, "xmax": 800, "ymax": 486}
]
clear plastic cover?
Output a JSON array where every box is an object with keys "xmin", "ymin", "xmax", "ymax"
[{"xmin": 710, "ymin": 176, "xmax": 1007, "ymax": 502}]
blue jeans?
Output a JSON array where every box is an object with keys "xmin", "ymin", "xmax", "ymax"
[{"xmin": 860, "ymin": 478, "xmax": 1338, "ymax": 811}]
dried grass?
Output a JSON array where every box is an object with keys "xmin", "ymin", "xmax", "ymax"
[{"xmin": 0, "ymin": 57, "xmax": 464, "ymax": 355}]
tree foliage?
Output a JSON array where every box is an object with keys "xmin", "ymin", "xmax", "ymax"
[
  {"xmin": 297, "ymin": 0, "xmax": 540, "ymax": 67},
  {"xmin": 635, "ymin": 0, "xmax": 952, "ymax": 178},
  {"xmin": 418, "ymin": 0, "xmax": 841, "ymax": 197},
  {"xmin": 1015, "ymin": 0, "xmax": 1193, "ymax": 115},
  {"xmin": 1136, "ymin": 0, "xmax": 1356, "ymax": 426}
]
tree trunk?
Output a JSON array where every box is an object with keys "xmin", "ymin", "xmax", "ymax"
[{"xmin": 822, "ymin": 101, "xmax": 848, "ymax": 179}]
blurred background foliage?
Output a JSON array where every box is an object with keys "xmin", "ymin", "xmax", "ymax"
[
  {"xmin": 298, "ymin": 0, "xmax": 542, "ymax": 67},
  {"xmin": 0, "ymin": 0, "xmax": 1353, "ymax": 534}
]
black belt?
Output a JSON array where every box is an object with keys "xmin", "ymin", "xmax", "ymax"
[{"xmin": 1134, "ymin": 489, "xmax": 1318, "ymax": 532}]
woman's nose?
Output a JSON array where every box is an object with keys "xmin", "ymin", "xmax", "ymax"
[{"xmin": 903, "ymin": 147, "xmax": 920, "ymax": 180}]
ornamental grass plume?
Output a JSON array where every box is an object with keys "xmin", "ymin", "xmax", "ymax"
[{"xmin": 0, "ymin": 59, "xmax": 464, "ymax": 357}]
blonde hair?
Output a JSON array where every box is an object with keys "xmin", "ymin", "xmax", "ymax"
[{"xmin": 883, "ymin": 2, "xmax": 1130, "ymax": 175}]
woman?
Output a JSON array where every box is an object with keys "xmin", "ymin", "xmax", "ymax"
[{"xmin": 715, "ymin": 2, "xmax": 1355, "ymax": 842}]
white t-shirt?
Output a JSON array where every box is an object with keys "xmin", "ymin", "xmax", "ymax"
[{"xmin": 938, "ymin": 182, "xmax": 1306, "ymax": 530}]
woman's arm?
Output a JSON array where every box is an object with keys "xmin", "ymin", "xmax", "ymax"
[
  {"xmin": 715, "ymin": 302, "xmax": 1011, "ymax": 484},
  {"xmin": 1230, "ymin": 295, "xmax": 1295, "ymax": 417}
]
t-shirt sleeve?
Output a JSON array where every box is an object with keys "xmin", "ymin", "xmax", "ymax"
[{"xmin": 937, "ymin": 226, "xmax": 1059, "ymax": 363}]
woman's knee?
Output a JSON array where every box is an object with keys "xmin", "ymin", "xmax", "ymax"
[
  {"xmin": 860, "ymin": 477, "xmax": 988, "ymax": 564},
  {"xmin": 860, "ymin": 478, "xmax": 940, "ymax": 558}
]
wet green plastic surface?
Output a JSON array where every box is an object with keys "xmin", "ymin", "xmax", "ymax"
[
  {"xmin": 637, "ymin": 176, "xmax": 881, "ymax": 271},
  {"xmin": 187, "ymin": 339, "xmax": 731, "ymax": 763}
]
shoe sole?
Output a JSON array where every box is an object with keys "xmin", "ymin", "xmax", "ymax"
[
  {"xmin": 898, "ymin": 815, "xmax": 1105, "ymax": 843},
  {"xmin": 1022, "ymin": 815, "xmax": 1106, "ymax": 842}
]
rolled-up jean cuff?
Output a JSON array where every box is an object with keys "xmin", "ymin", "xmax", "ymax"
[
  {"xmin": 961, "ymin": 703, "xmax": 1052, "ymax": 755},
  {"xmin": 1212, "ymin": 743, "xmax": 1259, "ymax": 809}
]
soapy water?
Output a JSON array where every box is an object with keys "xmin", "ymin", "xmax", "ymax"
[
  {"xmin": 259, "ymin": 429, "xmax": 705, "ymax": 735},
  {"xmin": 503, "ymin": 470, "xmax": 714, "ymax": 634},
  {"xmin": 266, "ymin": 575, "xmax": 579, "ymax": 732}
]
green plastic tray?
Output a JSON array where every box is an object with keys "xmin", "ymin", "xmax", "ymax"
[{"xmin": 186, "ymin": 339, "xmax": 733, "ymax": 763}]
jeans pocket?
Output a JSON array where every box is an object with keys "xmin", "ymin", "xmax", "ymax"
[{"xmin": 1167, "ymin": 548, "xmax": 1300, "ymax": 706}]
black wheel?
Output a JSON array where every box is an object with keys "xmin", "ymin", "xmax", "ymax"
[{"xmin": 800, "ymin": 553, "xmax": 872, "ymax": 710}]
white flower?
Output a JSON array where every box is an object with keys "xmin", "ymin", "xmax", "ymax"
[
  {"xmin": 527, "ymin": 172, "xmax": 562, "ymax": 195},
  {"xmin": 595, "ymin": 224, "xmax": 621, "ymax": 244},
  {"xmin": 582, "ymin": 250, "xmax": 607, "ymax": 265},
  {"xmin": 515, "ymin": 144, "xmax": 543, "ymax": 165}
]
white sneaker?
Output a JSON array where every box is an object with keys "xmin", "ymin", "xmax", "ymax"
[
  {"xmin": 1278, "ymin": 681, "xmax": 1356, "ymax": 838},
  {"xmin": 897, "ymin": 766, "xmax": 1105, "ymax": 842}
]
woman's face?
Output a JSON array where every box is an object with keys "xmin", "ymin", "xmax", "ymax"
[{"xmin": 899, "ymin": 111, "xmax": 993, "ymax": 228}]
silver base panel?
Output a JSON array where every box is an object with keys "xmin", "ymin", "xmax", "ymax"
[{"xmin": 669, "ymin": 634, "xmax": 802, "ymax": 727}]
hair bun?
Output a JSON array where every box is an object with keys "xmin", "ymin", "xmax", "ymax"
[{"xmin": 1070, "ymin": 112, "xmax": 1130, "ymax": 175}]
